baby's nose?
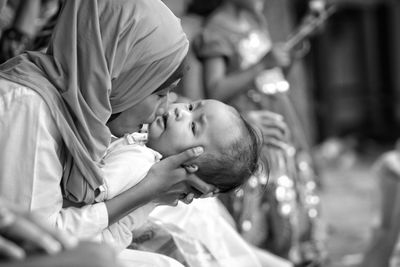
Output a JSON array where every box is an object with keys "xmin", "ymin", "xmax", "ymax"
[{"xmin": 174, "ymin": 107, "xmax": 189, "ymax": 120}]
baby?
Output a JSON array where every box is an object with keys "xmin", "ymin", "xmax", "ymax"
[{"xmin": 96, "ymin": 99, "xmax": 261, "ymax": 250}]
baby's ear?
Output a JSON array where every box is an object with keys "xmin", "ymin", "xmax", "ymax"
[{"xmin": 184, "ymin": 164, "xmax": 198, "ymax": 173}]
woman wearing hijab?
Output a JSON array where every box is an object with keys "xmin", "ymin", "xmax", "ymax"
[{"xmin": 0, "ymin": 0, "xmax": 213, "ymax": 252}]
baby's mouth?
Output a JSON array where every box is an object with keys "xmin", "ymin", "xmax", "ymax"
[{"xmin": 162, "ymin": 113, "xmax": 168, "ymax": 129}]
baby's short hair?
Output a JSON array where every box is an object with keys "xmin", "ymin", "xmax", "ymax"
[{"xmin": 194, "ymin": 113, "xmax": 262, "ymax": 193}]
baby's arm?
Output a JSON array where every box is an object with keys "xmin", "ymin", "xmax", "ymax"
[
  {"xmin": 53, "ymin": 140, "xmax": 157, "ymax": 245},
  {"xmin": 93, "ymin": 140, "xmax": 159, "ymax": 249},
  {"xmin": 99, "ymin": 139, "xmax": 159, "ymax": 201}
]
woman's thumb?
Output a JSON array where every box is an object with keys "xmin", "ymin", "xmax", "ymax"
[{"xmin": 168, "ymin": 146, "xmax": 204, "ymax": 167}]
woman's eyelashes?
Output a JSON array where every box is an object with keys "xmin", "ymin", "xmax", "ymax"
[{"xmin": 157, "ymin": 92, "xmax": 168, "ymax": 98}]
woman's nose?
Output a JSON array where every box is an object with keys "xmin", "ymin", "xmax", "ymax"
[{"xmin": 155, "ymin": 93, "xmax": 170, "ymax": 116}]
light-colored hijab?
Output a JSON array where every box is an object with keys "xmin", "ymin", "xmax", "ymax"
[{"xmin": 0, "ymin": 0, "xmax": 189, "ymax": 203}]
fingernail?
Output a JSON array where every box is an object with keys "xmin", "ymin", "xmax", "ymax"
[
  {"xmin": 194, "ymin": 147, "xmax": 204, "ymax": 155},
  {"xmin": 202, "ymin": 192, "xmax": 213, "ymax": 198},
  {"xmin": 187, "ymin": 193, "xmax": 194, "ymax": 201}
]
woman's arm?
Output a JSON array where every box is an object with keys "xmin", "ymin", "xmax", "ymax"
[
  {"xmin": 203, "ymin": 57, "xmax": 264, "ymax": 102},
  {"xmin": 203, "ymin": 45, "xmax": 291, "ymax": 102}
]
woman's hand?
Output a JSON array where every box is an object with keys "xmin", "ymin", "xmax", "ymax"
[
  {"xmin": 147, "ymin": 146, "xmax": 218, "ymax": 206},
  {"xmin": 0, "ymin": 201, "xmax": 77, "ymax": 260},
  {"xmin": 105, "ymin": 146, "xmax": 218, "ymax": 224}
]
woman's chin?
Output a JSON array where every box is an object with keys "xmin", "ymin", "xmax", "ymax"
[{"xmin": 144, "ymin": 113, "xmax": 158, "ymax": 125}]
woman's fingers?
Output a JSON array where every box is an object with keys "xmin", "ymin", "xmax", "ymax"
[
  {"xmin": 181, "ymin": 193, "xmax": 195, "ymax": 205},
  {"xmin": 148, "ymin": 147, "xmax": 215, "ymax": 203},
  {"xmin": 187, "ymin": 175, "xmax": 218, "ymax": 195},
  {"xmin": 165, "ymin": 146, "xmax": 204, "ymax": 168},
  {"xmin": 147, "ymin": 147, "xmax": 204, "ymax": 189},
  {"xmin": 0, "ymin": 235, "xmax": 26, "ymax": 260}
]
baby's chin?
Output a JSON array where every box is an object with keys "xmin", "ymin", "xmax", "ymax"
[{"xmin": 146, "ymin": 140, "xmax": 177, "ymax": 159}]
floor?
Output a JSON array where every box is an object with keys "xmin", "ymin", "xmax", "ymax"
[{"xmin": 316, "ymin": 141, "xmax": 386, "ymax": 267}]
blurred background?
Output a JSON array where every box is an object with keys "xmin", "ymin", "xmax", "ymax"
[
  {"xmin": 1, "ymin": 0, "xmax": 400, "ymax": 266},
  {"xmin": 166, "ymin": 0, "xmax": 400, "ymax": 266}
]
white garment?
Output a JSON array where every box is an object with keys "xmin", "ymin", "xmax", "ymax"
[
  {"xmin": 98, "ymin": 132, "xmax": 161, "ymax": 201},
  {"xmin": 0, "ymin": 79, "xmax": 183, "ymax": 267},
  {"xmin": 95, "ymin": 133, "xmax": 161, "ymax": 250},
  {"xmin": 119, "ymin": 250, "xmax": 184, "ymax": 267},
  {"xmin": 0, "ymin": 79, "xmax": 108, "ymax": 239},
  {"xmin": 151, "ymin": 198, "xmax": 293, "ymax": 267}
]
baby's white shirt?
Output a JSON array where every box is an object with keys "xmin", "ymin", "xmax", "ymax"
[
  {"xmin": 96, "ymin": 132, "xmax": 162, "ymax": 202},
  {"xmin": 93, "ymin": 132, "xmax": 162, "ymax": 251}
]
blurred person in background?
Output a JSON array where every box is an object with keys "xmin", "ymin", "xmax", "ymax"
[
  {"xmin": 0, "ymin": 0, "xmax": 62, "ymax": 63},
  {"xmin": 193, "ymin": 0, "xmax": 325, "ymax": 265},
  {"xmin": 143, "ymin": 1, "xmax": 295, "ymax": 266},
  {"xmin": 358, "ymin": 145, "xmax": 400, "ymax": 267},
  {"xmin": 160, "ymin": 0, "xmax": 209, "ymax": 102}
]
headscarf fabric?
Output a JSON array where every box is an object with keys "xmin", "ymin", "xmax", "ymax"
[{"xmin": 0, "ymin": 0, "xmax": 189, "ymax": 203}]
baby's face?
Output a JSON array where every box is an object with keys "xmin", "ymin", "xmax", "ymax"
[{"xmin": 147, "ymin": 100, "xmax": 240, "ymax": 157}]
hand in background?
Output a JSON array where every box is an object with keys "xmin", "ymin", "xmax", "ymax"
[
  {"xmin": 261, "ymin": 44, "xmax": 291, "ymax": 70},
  {"xmin": 0, "ymin": 200, "xmax": 77, "ymax": 261},
  {"xmin": 0, "ymin": 28, "xmax": 31, "ymax": 63},
  {"xmin": 245, "ymin": 110, "xmax": 290, "ymax": 147}
]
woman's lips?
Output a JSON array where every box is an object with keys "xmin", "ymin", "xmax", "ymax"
[{"xmin": 156, "ymin": 113, "xmax": 168, "ymax": 129}]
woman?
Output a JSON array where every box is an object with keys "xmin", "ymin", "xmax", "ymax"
[
  {"xmin": 0, "ymin": 0, "xmax": 213, "ymax": 243},
  {"xmin": 359, "ymin": 148, "xmax": 400, "ymax": 267}
]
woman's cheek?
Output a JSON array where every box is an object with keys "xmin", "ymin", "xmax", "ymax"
[{"xmin": 139, "ymin": 95, "xmax": 159, "ymax": 124}]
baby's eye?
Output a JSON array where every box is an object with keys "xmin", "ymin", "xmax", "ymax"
[{"xmin": 188, "ymin": 103, "xmax": 194, "ymax": 111}]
